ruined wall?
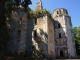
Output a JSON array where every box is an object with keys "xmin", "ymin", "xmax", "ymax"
[
  {"xmin": 52, "ymin": 8, "xmax": 68, "ymax": 18},
  {"xmin": 32, "ymin": 15, "xmax": 56, "ymax": 58},
  {"xmin": 65, "ymin": 15, "xmax": 77, "ymax": 58},
  {"xmin": 47, "ymin": 16, "xmax": 55, "ymax": 58},
  {"xmin": 32, "ymin": 15, "xmax": 50, "ymax": 58},
  {"xmin": 52, "ymin": 8, "xmax": 76, "ymax": 58},
  {"xmin": 53, "ymin": 15, "xmax": 68, "ymax": 57},
  {"xmin": 7, "ymin": 8, "xmax": 33, "ymax": 56}
]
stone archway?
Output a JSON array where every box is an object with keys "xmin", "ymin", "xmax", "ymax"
[{"xmin": 59, "ymin": 48, "xmax": 64, "ymax": 57}]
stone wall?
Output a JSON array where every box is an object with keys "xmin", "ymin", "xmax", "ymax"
[
  {"xmin": 65, "ymin": 15, "xmax": 77, "ymax": 58},
  {"xmin": 52, "ymin": 8, "xmax": 77, "ymax": 58},
  {"xmin": 53, "ymin": 15, "xmax": 68, "ymax": 57},
  {"xmin": 32, "ymin": 15, "xmax": 49, "ymax": 58},
  {"xmin": 47, "ymin": 16, "xmax": 55, "ymax": 58},
  {"xmin": 7, "ymin": 8, "xmax": 33, "ymax": 56}
]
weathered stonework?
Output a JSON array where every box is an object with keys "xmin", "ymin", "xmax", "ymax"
[
  {"xmin": 7, "ymin": 0, "xmax": 77, "ymax": 58},
  {"xmin": 52, "ymin": 8, "xmax": 77, "ymax": 58},
  {"xmin": 7, "ymin": 8, "xmax": 33, "ymax": 57}
]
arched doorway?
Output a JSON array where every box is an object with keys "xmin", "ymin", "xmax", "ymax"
[{"xmin": 60, "ymin": 49, "xmax": 64, "ymax": 57}]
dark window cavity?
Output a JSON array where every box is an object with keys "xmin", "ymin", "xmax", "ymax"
[
  {"xmin": 58, "ymin": 23, "xmax": 60, "ymax": 28},
  {"xmin": 59, "ymin": 33, "xmax": 61, "ymax": 38},
  {"xmin": 17, "ymin": 30, "xmax": 21, "ymax": 38},
  {"xmin": 18, "ymin": 18, "xmax": 22, "ymax": 24}
]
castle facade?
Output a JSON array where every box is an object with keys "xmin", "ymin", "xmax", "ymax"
[{"xmin": 7, "ymin": 0, "xmax": 77, "ymax": 58}]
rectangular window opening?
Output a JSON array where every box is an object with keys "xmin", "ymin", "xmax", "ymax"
[
  {"xmin": 57, "ymin": 11, "xmax": 59, "ymax": 14},
  {"xmin": 58, "ymin": 23, "xmax": 60, "ymax": 28},
  {"xmin": 18, "ymin": 18, "xmax": 22, "ymax": 24},
  {"xmin": 34, "ymin": 30, "xmax": 37, "ymax": 38},
  {"xmin": 17, "ymin": 30, "xmax": 21, "ymax": 38},
  {"xmin": 34, "ymin": 18, "xmax": 37, "ymax": 25},
  {"xmin": 59, "ymin": 33, "xmax": 61, "ymax": 38},
  {"xmin": 32, "ymin": 46, "xmax": 34, "ymax": 49}
]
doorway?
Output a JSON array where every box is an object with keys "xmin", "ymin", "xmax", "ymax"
[{"xmin": 60, "ymin": 50, "xmax": 64, "ymax": 57}]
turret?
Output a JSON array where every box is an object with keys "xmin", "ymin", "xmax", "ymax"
[
  {"xmin": 35, "ymin": 0, "xmax": 43, "ymax": 10},
  {"xmin": 52, "ymin": 8, "xmax": 68, "ymax": 18}
]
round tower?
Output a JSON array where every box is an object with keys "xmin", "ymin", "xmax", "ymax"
[
  {"xmin": 52, "ymin": 8, "xmax": 77, "ymax": 58},
  {"xmin": 52, "ymin": 8, "xmax": 68, "ymax": 18}
]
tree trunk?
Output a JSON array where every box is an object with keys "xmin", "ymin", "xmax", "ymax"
[{"xmin": 0, "ymin": 0, "xmax": 6, "ymax": 57}]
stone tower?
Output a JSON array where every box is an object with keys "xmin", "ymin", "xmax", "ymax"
[
  {"xmin": 32, "ymin": 15, "xmax": 55, "ymax": 58},
  {"xmin": 31, "ymin": 0, "xmax": 55, "ymax": 58},
  {"xmin": 52, "ymin": 8, "xmax": 77, "ymax": 58},
  {"xmin": 35, "ymin": 0, "xmax": 43, "ymax": 10}
]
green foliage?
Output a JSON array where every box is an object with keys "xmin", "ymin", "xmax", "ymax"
[
  {"xmin": 73, "ymin": 26, "xmax": 80, "ymax": 55},
  {"xmin": 29, "ymin": 9, "xmax": 54, "ymax": 20},
  {"xmin": 77, "ymin": 27, "xmax": 80, "ymax": 36},
  {"xmin": 21, "ymin": 0, "xmax": 32, "ymax": 9},
  {"xmin": 5, "ymin": 0, "xmax": 32, "ymax": 17}
]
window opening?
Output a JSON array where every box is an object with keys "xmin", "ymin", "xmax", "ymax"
[
  {"xmin": 34, "ymin": 18, "xmax": 37, "ymax": 25},
  {"xmin": 58, "ymin": 23, "xmax": 60, "ymax": 28},
  {"xmin": 20, "ymin": 52, "xmax": 24, "ymax": 55},
  {"xmin": 60, "ymin": 50, "xmax": 64, "ymax": 57},
  {"xmin": 32, "ymin": 46, "xmax": 34, "ymax": 49},
  {"xmin": 59, "ymin": 33, "xmax": 61, "ymax": 38},
  {"xmin": 57, "ymin": 11, "xmax": 59, "ymax": 14},
  {"xmin": 17, "ymin": 30, "xmax": 21, "ymax": 38},
  {"xmin": 18, "ymin": 18, "xmax": 22, "ymax": 24}
]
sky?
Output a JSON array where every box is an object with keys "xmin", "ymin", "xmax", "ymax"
[{"xmin": 29, "ymin": 0, "xmax": 80, "ymax": 27}]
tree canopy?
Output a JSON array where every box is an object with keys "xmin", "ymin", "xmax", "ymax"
[{"xmin": 73, "ymin": 26, "xmax": 80, "ymax": 55}]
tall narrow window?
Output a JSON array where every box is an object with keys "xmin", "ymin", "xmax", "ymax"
[
  {"xmin": 34, "ymin": 30, "xmax": 37, "ymax": 38},
  {"xmin": 34, "ymin": 19, "xmax": 37, "ymax": 25},
  {"xmin": 32, "ymin": 46, "xmax": 34, "ymax": 50},
  {"xmin": 35, "ymin": 20, "xmax": 37, "ymax": 25},
  {"xmin": 59, "ymin": 33, "xmax": 61, "ymax": 38},
  {"xmin": 18, "ymin": 18, "xmax": 22, "ymax": 24},
  {"xmin": 17, "ymin": 30, "xmax": 21, "ymax": 38},
  {"xmin": 58, "ymin": 23, "xmax": 60, "ymax": 28},
  {"xmin": 57, "ymin": 11, "xmax": 59, "ymax": 14}
]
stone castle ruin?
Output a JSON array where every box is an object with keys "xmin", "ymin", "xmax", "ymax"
[{"xmin": 7, "ymin": 0, "xmax": 77, "ymax": 58}]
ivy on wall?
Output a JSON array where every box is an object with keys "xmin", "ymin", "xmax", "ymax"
[{"xmin": 28, "ymin": 8, "xmax": 54, "ymax": 21}]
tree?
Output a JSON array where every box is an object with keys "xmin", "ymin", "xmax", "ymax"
[
  {"xmin": 0, "ymin": 0, "xmax": 32, "ymax": 58},
  {"xmin": 77, "ymin": 27, "xmax": 80, "ymax": 36},
  {"xmin": 73, "ymin": 26, "xmax": 80, "ymax": 55},
  {"xmin": 21, "ymin": 0, "xmax": 32, "ymax": 9}
]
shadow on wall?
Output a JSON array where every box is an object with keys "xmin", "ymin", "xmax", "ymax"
[
  {"xmin": 32, "ymin": 28, "xmax": 48, "ymax": 58},
  {"xmin": 6, "ymin": 16, "xmax": 19, "ymax": 56}
]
